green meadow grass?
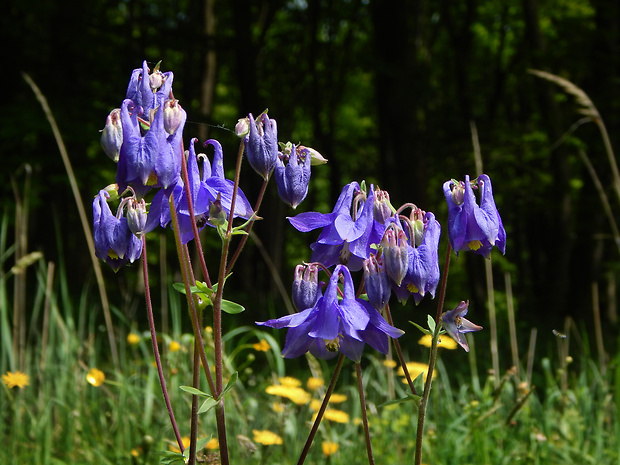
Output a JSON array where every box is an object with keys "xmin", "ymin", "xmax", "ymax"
[{"xmin": 2, "ymin": 238, "xmax": 620, "ymax": 465}]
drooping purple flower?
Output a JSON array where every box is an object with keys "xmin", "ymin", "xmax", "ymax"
[
  {"xmin": 274, "ymin": 144, "xmax": 311, "ymax": 209},
  {"xmin": 288, "ymin": 183, "xmax": 385, "ymax": 271},
  {"xmin": 443, "ymin": 174, "xmax": 506, "ymax": 258},
  {"xmin": 100, "ymin": 108, "xmax": 123, "ymax": 162},
  {"xmin": 93, "ymin": 188, "xmax": 142, "ymax": 271},
  {"xmin": 363, "ymin": 254, "xmax": 391, "ymax": 311},
  {"xmin": 116, "ymin": 98, "xmax": 186, "ymax": 197},
  {"xmin": 440, "ymin": 300, "xmax": 482, "ymax": 352},
  {"xmin": 381, "ymin": 225, "xmax": 410, "ymax": 287},
  {"xmin": 391, "ymin": 210, "xmax": 441, "ymax": 305},
  {"xmin": 292, "ymin": 264, "xmax": 321, "ymax": 312},
  {"xmin": 146, "ymin": 139, "xmax": 253, "ymax": 243},
  {"xmin": 125, "ymin": 61, "xmax": 174, "ymax": 116},
  {"xmin": 257, "ymin": 264, "xmax": 403, "ymax": 362},
  {"xmin": 244, "ymin": 112, "xmax": 279, "ymax": 180}
]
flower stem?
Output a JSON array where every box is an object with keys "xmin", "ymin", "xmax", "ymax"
[
  {"xmin": 355, "ymin": 363, "xmax": 375, "ymax": 465},
  {"xmin": 415, "ymin": 242, "xmax": 452, "ymax": 465},
  {"xmin": 141, "ymin": 237, "xmax": 184, "ymax": 453},
  {"xmin": 297, "ymin": 353, "xmax": 345, "ymax": 465},
  {"xmin": 384, "ymin": 304, "xmax": 417, "ymax": 396}
]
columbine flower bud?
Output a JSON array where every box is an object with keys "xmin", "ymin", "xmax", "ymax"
[
  {"xmin": 163, "ymin": 99, "xmax": 183, "ymax": 135},
  {"xmin": 100, "ymin": 109, "xmax": 123, "ymax": 162},
  {"xmin": 148, "ymin": 61, "xmax": 165, "ymax": 91},
  {"xmin": 299, "ymin": 145, "xmax": 328, "ymax": 165},
  {"xmin": 450, "ymin": 180, "xmax": 465, "ymax": 205},
  {"xmin": 245, "ymin": 112, "xmax": 279, "ymax": 179},
  {"xmin": 381, "ymin": 226, "xmax": 409, "ymax": 286},
  {"xmin": 274, "ymin": 144, "xmax": 311, "ymax": 209},
  {"xmin": 373, "ymin": 188, "xmax": 392, "ymax": 224},
  {"xmin": 235, "ymin": 117, "xmax": 250, "ymax": 137},
  {"xmin": 363, "ymin": 255, "xmax": 391, "ymax": 310},
  {"xmin": 127, "ymin": 197, "xmax": 148, "ymax": 238},
  {"xmin": 292, "ymin": 264, "xmax": 320, "ymax": 311},
  {"xmin": 410, "ymin": 207, "xmax": 426, "ymax": 247}
]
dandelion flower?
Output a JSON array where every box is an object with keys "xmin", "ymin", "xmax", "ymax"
[
  {"xmin": 265, "ymin": 384, "xmax": 310, "ymax": 405},
  {"xmin": 2, "ymin": 371, "xmax": 29, "ymax": 389},
  {"xmin": 278, "ymin": 376, "xmax": 301, "ymax": 387},
  {"xmin": 418, "ymin": 334, "xmax": 458, "ymax": 350},
  {"xmin": 322, "ymin": 441, "xmax": 339, "ymax": 456},
  {"xmin": 328, "ymin": 393, "xmax": 347, "ymax": 403},
  {"xmin": 169, "ymin": 436, "xmax": 190, "ymax": 453},
  {"xmin": 315, "ymin": 409, "xmax": 349, "ymax": 424},
  {"xmin": 206, "ymin": 438, "xmax": 219, "ymax": 450},
  {"xmin": 86, "ymin": 368, "xmax": 105, "ymax": 387},
  {"xmin": 383, "ymin": 359, "xmax": 397, "ymax": 368},
  {"xmin": 169, "ymin": 341, "xmax": 181, "ymax": 352},
  {"xmin": 309, "ymin": 399, "xmax": 322, "ymax": 411},
  {"xmin": 271, "ymin": 402, "xmax": 286, "ymax": 413},
  {"xmin": 306, "ymin": 377, "xmax": 324, "ymax": 390},
  {"xmin": 397, "ymin": 362, "xmax": 435, "ymax": 382},
  {"xmin": 127, "ymin": 333, "xmax": 140, "ymax": 345},
  {"xmin": 252, "ymin": 339, "xmax": 270, "ymax": 352},
  {"xmin": 252, "ymin": 429, "xmax": 283, "ymax": 445}
]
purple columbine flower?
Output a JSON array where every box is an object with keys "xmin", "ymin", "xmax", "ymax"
[
  {"xmin": 146, "ymin": 139, "xmax": 253, "ymax": 243},
  {"xmin": 363, "ymin": 254, "xmax": 391, "ymax": 311},
  {"xmin": 288, "ymin": 183, "xmax": 385, "ymax": 271},
  {"xmin": 116, "ymin": 98, "xmax": 186, "ymax": 197},
  {"xmin": 257, "ymin": 264, "xmax": 403, "ymax": 362},
  {"xmin": 244, "ymin": 112, "xmax": 279, "ymax": 180},
  {"xmin": 93, "ymin": 188, "xmax": 142, "ymax": 271},
  {"xmin": 443, "ymin": 174, "xmax": 506, "ymax": 258},
  {"xmin": 391, "ymin": 209, "xmax": 441, "ymax": 305},
  {"xmin": 292, "ymin": 264, "xmax": 321, "ymax": 312},
  {"xmin": 440, "ymin": 300, "xmax": 482, "ymax": 352},
  {"xmin": 274, "ymin": 144, "xmax": 311, "ymax": 209},
  {"xmin": 125, "ymin": 61, "xmax": 174, "ymax": 117}
]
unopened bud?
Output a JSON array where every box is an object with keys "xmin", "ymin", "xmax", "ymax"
[
  {"xmin": 163, "ymin": 99, "xmax": 183, "ymax": 135},
  {"xmin": 292, "ymin": 264, "xmax": 320, "ymax": 311},
  {"xmin": 127, "ymin": 198, "xmax": 148, "ymax": 238},
  {"xmin": 381, "ymin": 227, "xmax": 410, "ymax": 286},
  {"xmin": 373, "ymin": 188, "xmax": 392, "ymax": 224},
  {"xmin": 235, "ymin": 117, "xmax": 250, "ymax": 138},
  {"xmin": 299, "ymin": 145, "xmax": 327, "ymax": 165},
  {"xmin": 363, "ymin": 255, "xmax": 391, "ymax": 310},
  {"xmin": 100, "ymin": 109, "xmax": 123, "ymax": 162}
]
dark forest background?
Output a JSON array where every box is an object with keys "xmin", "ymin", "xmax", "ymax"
[{"xmin": 3, "ymin": 0, "xmax": 620, "ymax": 358}]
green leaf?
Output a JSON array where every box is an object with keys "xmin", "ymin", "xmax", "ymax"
[
  {"xmin": 409, "ymin": 320, "xmax": 432, "ymax": 335},
  {"xmin": 379, "ymin": 394, "xmax": 421, "ymax": 408},
  {"xmin": 198, "ymin": 397, "xmax": 218, "ymax": 414},
  {"xmin": 172, "ymin": 282, "xmax": 188, "ymax": 294},
  {"xmin": 413, "ymin": 371, "xmax": 425, "ymax": 394},
  {"xmin": 157, "ymin": 451, "xmax": 186, "ymax": 465},
  {"xmin": 427, "ymin": 315, "xmax": 436, "ymax": 334},
  {"xmin": 218, "ymin": 372, "xmax": 239, "ymax": 400},
  {"xmin": 195, "ymin": 435, "xmax": 213, "ymax": 451},
  {"xmin": 221, "ymin": 299, "xmax": 245, "ymax": 314},
  {"xmin": 180, "ymin": 385, "xmax": 212, "ymax": 397}
]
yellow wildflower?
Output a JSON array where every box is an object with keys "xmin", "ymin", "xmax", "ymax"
[
  {"xmin": 169, "ymin": 436, "xmax": 191, "ymax": 453},
  {"xmin": 396, "ymin": 362, "xmax": 435, "ymax": 382},
  {"xmin": 314, "ymin": 409, "xmax": 349, "ymax": 424},
  {"xmin": 205, "ymin": 326, "xmax": 213, "ymax": 334},
  {"xmin": 271, "ymin": 402, "xmax": 286, "ymax": 413},
  {"xmin": 206, "ymin": 438, "xmax": 219, "ymax": 450},
  {"xmin": 86, "ymin": 368, "xmax": 105, "ymax": 387},
  {"xmin": 265, "ymin": 384, "xmax": 310, "ymax": 405},
  {"xmin": 322, "ymin": 441, "xmax": 339, "ymax": 456},
  {"xmin": 383, "ymin": 359, "xmax": 398, "ymax": 368},
  {"xmin": 252, "ymin": 339, "xmax": 270, "ymax": 352},
  {"xmin": 2, "ymin": 371, "xmax": 29, "ymax": 389},
  {"xmin": 309, "ymin": 399, "xmax": 322, "ymax": 411},
  {"xmin": 252, "ymin": 429, "xmax": 283, "ymax": 445},
  {"xmin": 278, "ymin": 376, "xmax": 301, "ymax": 387},
  {"xmin": 127, "ymin": 333, "xmax": 140, "ymax": 345},
  {"xmin": 328, "ymin": 393, "xmax": 347, "ymax": 403},
  {"xmin": 130, "ymin": 447, "xmax": 142, "ymax": 457},
  {"xmin": 169, "ymin": 341, "xmax": 181, "ymax": 352},
  {"xmin": 306, "ymin": 377, "xmax": 324, "ymax": 390},
  {"xmin": 417, "ymin": 334, "xmax": 457, "ymax": 350}
]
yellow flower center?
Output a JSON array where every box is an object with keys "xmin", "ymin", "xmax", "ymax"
[
  {"xmin": 468, "ymin": 240, "xmax": 483, "ymax": 251},
  {"xmin": 407, "ymin": 283, "xmax": 419, "ymax": 293},
  {"xmin": 324, "ymin": 337, "xmax": 341, "ymax": 352}
]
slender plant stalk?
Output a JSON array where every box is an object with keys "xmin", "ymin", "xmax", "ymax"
[
  {"xmin": 485, "ymin": 259, "xmax": 500, "ymax": 388},
  {"xmin": 591, "ymin": 282, "xmax": 607, "ymax": 375},
  {"xmin": 141, "ymin": 237, "xmax": 184, "ymax": 452},
  {"xmin": 355, "ymin": 363, "xmax": 375, "ymax": 465},
  {"xmin": 21, "ymin": 73, "xmax": 118, "ymax": 368},
  {"xmin": 384, "ymin": 304, "xmax": 417, "ymax": 395},
  {"xmin": 415, "ymin": 242, "xmax": 451, "ymax": 465},
  {"xmin": 297, "ymin": 353, "xmax": 345, "ymax": 465},
  {"xmin": 505, "ymin": 272, "xmax": 519, "ymax": 376},
  {"xmin": 188, "ymin": 330, "xmax": 202, "ymax": 465}
]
